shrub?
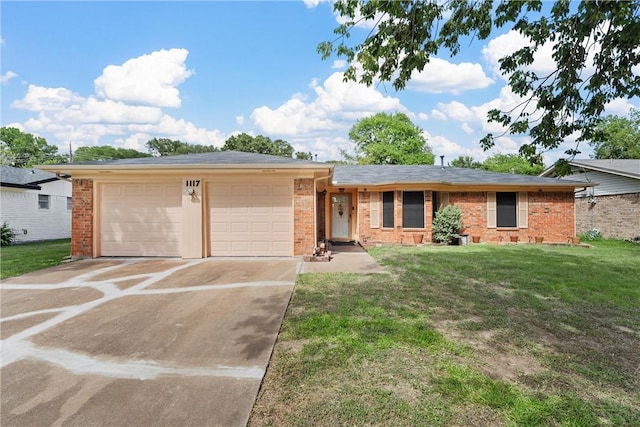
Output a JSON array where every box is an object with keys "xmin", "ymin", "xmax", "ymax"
[
  {"xmin": 1, "ymin": 222, "xmax": 16, "ymax": 246},
  {"xmin": 432, "ymin": 205, "xmax": 463, "ymax": 244}
]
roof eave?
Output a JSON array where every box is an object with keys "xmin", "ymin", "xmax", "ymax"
[{"xmin": 36, "ymin": 163, "xmax": 332, "ymax": 174}]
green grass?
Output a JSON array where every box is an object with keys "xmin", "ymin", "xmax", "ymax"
[
  {"xmin": 250, "ymin": 240, "xmax": 640, "ymax": 426},
  {"xmin": 0, "ymin": 239, "xmax": 71, "ymax": 280}
]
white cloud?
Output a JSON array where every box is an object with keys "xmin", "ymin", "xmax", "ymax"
[
  {"xmin": 302, "ymin": 0, "xmax": 330, "ymax": 7},
  {"xmin": 331, "ymin": 60, "xmax": 348, "ymax": 69},
  {"xmin": 55, "ymin": 98, "xmax": 163, "ymax": 124},
  {"xmin": 604, "ymin": 98, "xmax": 639, "ymax": 116},
  {"xmin": 1, "ymin": 71, "xmax": 18, "ymax": 84},
  {"xmin": 251, "ymin": 72, "xmax": 404, "ymax": 136},
  {"xmin": 461, "ymin": 123, "xmax": 473, "ymax": 134},
  {"xmin": 235, "ymin": 115, "xmax": 245, "ymax": 125},
  {"xmin": 407, "ymin": 58, "xmax": 493, "ymax": 94},
  {"xmin": 94, "ymin": 48, "xmax": 193, "ymax": 108},
  {"xmin": 430, "ymin": 109, "xmax": 447, "ymax": 120},
  {"xmin": 12, "ymin": 85, "xmax": 84, "ymax": 111},
  {"xmin": 482, "ymin": 30, "xmax": 556, "ymax": 80}
]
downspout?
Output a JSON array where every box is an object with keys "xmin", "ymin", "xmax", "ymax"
[{"xmin": 313, "ymin": 167, "xmax": 333, "ymax": 250}]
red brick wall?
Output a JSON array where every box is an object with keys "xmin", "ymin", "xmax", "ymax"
[
  {"xmin": 71, "ymin": 178, "xmax": 93, "ymax": 258},
  {"xmin": 354, "ymin": 190, "xmax": 575, "ymax": 245},
  {"xmin": 575, "ymin": 193, "xmax": 640, "ymax": 239},
  {"xmin": 294, "ymin": 178, "xmax": 314, "ymax": 255}
]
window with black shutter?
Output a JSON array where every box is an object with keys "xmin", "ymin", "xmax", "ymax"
[
  {"xmin": 402, "ymin": 191, "xmax": 424, "ymax": 228},
  {"xmin": 496, "ymin": 192, "xmax": 517, "ymax": 227}
]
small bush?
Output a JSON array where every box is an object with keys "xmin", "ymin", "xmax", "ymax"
[
  {"xmin": 432, "ymin": 205, "xmax": 463, "ymax": 244},
  {"xmin": 1, "ymin": 222, "xmax": 16, "ymax": 246}
]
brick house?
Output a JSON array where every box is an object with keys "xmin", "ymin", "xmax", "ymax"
[
  {"xmin": 38, "ymin": 151, "xmax": 591, "ymax": 259},
  {"xmin": 541, "ymin": 159, "xmax": 640, "ymax": 240}
]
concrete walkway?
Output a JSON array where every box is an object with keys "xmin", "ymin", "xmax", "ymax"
[
  {"xmin": 1, "ymin": 258, "xmax": 299, "ymax": 427},
  {"xmin": 302, "ymin": 242, "xmax": 385, "ymax": 274}
]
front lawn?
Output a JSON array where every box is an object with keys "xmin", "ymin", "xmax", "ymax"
[
  {"xmin": 0, "ymin": 239, "xmax": 71, "ymax": 280},
  {"xmin": 250, "ymin": 241, "xmax": 640, "ymax": 426}
]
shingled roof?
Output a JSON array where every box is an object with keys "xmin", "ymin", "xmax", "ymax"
[
  {"xmin": 333, "ymin": 165, "xmax": 591, "ymax": 188},
  {"xmin": 1, "ymin": 165, "xmax": 60, "ymax": 189}
]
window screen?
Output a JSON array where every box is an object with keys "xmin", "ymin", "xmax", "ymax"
[
  {"xmin": 403, "ymin": 191, "xmax": 424, "ymax": 228},
  {"xmin": 38, "ymin": 194, "xmax": 50, "ymax": 210},
  {"xmin": 382, "ymin": 191, "xmax": 394, "ymax": 228},
  {"xmin": 496, "ymin": 192, "xmax": 517, "ymax": 227}
]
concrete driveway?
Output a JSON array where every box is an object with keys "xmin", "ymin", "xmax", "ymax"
[{"xmin": 1, "ymin": 258, "xmax": 300, "ymax": 426}]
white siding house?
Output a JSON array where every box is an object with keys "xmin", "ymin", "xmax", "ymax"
[
  {"xmin": 541, "ymin": 159, "xmax": 640, "ymax": 240},
  {"xmin": 1, "ymin": 166, "xmax": 72, "ymax": 243}
]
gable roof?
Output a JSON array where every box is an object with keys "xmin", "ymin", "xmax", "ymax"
[
  {"xmin": 0, "ymin": 165, "xmax": 60, "ymax": 189},
  {"xmin": 37, "ymin": 150, "xmax": 324, "ymax": 174},
  {"xmin": 333, "ymin": 165, "xmax": 591, "ymax": 189},
  {"xmin": 541, "ymin": 159, "xmax": 640, "ymax": 180}
]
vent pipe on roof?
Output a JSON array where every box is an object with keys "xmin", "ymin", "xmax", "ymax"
[{"xmin": 440, "ymin": 155, "xmax": 445, "ymax": 169}]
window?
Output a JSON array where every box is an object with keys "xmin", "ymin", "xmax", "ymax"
[
  {"xmin": 403, "ymin": 191, "xmax": 425, "ymax": 228},
  {"xmin": 38, "ymin": 194, "xmax": 50, "ymax": 210},
  {"xmin": 67, "ymin": 197, "xmax": 72, "ymax": 211},
  {"xmin": 382, "ymin": 191, "xmax": 394, "ymax": 228},
  {"xmin": 487, "ymin": 192, "xmax": 528, "ymax": 228},
  {"xmin": 496, "ymin": 192, "xmax": 517, "ymax": 227}
]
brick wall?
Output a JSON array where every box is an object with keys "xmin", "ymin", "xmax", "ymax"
[
  {"xmin": 576, "ymin": 193, "xmax": 640, "ymax": 239},
  {"xmin": 294, "ymin": 178, "xmax": 314, "ymax": 255},
  {"xmin": 355, "ymin": 190, "xmax": 575, "ymax": 245},
  {"xmin": 71, "ymin": 179, "xmax": 93, "ymax": 259}
]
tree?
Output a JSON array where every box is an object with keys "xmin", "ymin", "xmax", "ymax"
[
  {"xmin": 481, "ymin": 153, "xmax": 544, "ymax": 175},
  {"xmin": 318, "ymin": 1, "xmax": 640, "ymax": 164},
  {"xmin": 0, "ymin": 127, "xmax": 68, "ymax": 167},
  {"xmin": 347, "ymin": 112, "xmax": 434, "ymax": 165},
  {"xmin": 589, "ymin": 109, "xmax": 640, "ymax": 159},
  {"xmin": 295, "ymin": 151, "xmax": 314, "ymax": 160},
  {"xmin": 73, "ymin": 145, "xmax": 151, "ymax": 162},
  {"xmin": 146, "ymin": 138, "xmax": 219, "ymax": 156},
  {"xmin": 450, "ymin": 156, "xmax": 482, "ymax": 169},
  {"xmin": 222, "ymin": 133, "xmax": 294, "ymax": 157}
]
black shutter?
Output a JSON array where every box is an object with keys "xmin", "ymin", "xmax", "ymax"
[{"xmin": 382, "ymin": 191, "xmax": 394, "ymax": 228}]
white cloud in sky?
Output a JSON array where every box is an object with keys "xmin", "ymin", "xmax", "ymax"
[
  {"xmin": 482, "ymin": 30, "xmax": 556, "ymax": 80},
  {"xmin": 408, "ymin": 58, "xmax": 493, "ymax": 94},
  {"xmin": 235, "ymin": 115, "xmax": 245, "ymax": 125},
  {"xmin": 461, "ymin": 123, "xmax": 473, "ymax": 134},
  {"xmin": 1, "ymin": 71, "xmax": 18, "ymax": 84},
  {"xmin": 604, "ymin": 98, "xmax": 639, "ymax": 116},
  {"xmin": 94, "ymin": 48, "xmax": 193, "ymax": 108},
  {"xmin": 12, "ymin": 85, "xmax": 85, "ymax": 111},
  {"xmin": 251, "ymin": 71, "xmax": 404, "ymax": 136},
  {"xmin": 332, "ymin": 60, "xmax": 348, "ymax": 69}
]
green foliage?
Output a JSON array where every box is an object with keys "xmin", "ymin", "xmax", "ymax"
[
  {"xmin": 295, "ymin": 151, "xmax": 314, "ymax": 160},
  {"xmin": 1, "ymin": 222, "xmax": 15, "ymax": 246},
  {"xmin": 319, "ymin": 1, "xmax": 640, "ymax": 163},
  {"xmin": 347, "ymin": 112, "xmax": 434, "ymax": 165},
  {"xmin": 480, "ymin": 153, "xmax": 544, "ymax": 175},
  {"xmin": 222, "ymin": 133, "xmax": 294, "ymax": 157},
  {"xmin": 432, "ymin": 205, "xmax": 463, "ymax": 244},
  {"xmin": 0, "ymin": 127, "xmax": 68, "ymax": 167},
  {"xmin": 73, "ymin": 145, "xmax": 151, "ymax": 162},
  {"xmin": 589, "ymin": 109, "xmax": 640, "ymax": 159},
  {"xmin": 450, "ymin": 155, "xmax": 481, "ymax": 169},
  {"xmin": 145, "ymin": 138, "xmax": 219, "ymax": 156}
]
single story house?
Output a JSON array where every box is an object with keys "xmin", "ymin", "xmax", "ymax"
[
  {"xmin": 38, "ymin": 151, "xmax": 593, "ymax": 259},
  {"xmin": 541, "ymin": 159, "xmax": 640, "ymax": 240},
  {"xmin": 1, "ymin": 165, "xmax": 72, "ymax": 243}
]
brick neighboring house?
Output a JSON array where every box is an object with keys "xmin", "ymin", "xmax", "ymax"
[
  {"xmin": 1, "ymin": 165, "xmax": 72, "ymax": 242},
  {"xmin": 38, "ymin": 151, "xmax": 591, "ymax": 259},
  {"xmin": 541, "ymin": 159, "xmax": 640, "ymax": 240}
]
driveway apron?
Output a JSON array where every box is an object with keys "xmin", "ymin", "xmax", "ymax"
[{"xmin": 1, "ymin": 258, "xmax": 299, "ymax": 427}]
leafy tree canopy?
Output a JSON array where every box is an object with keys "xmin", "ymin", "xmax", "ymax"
[
  {"xmin": 589, "ymin": 108, "xmax": 640, "ymax": 159},
  {"xmin": 481, "ymin": 153, "xmax": 544, "ymax": 175},
  {"xmin": 146, "ymin": 138, "xmax": 219, "ymax": 156},
  {"xmin": 346, "ymin": 112, "xmax": 434, "ymax": 165},
  {"xmin": 295, "ymin": 151, "xmax": 314, "ymax": 160},
  {"xmin": 319, "ymin": 1, "xmax": 640, "ymax": 164},
  {"xmin": 450, "ymin": 155, "xmax": 482, "ymax": 169},
  {"xmin": 0, "ymin": 127, "xmax": 68, "ymax": 167},
  {"xmin": 73, "ymin": 145, "xmax": 151, "ymax": 162},
  {"xmin": 222, "ymin": 133, "xmax": 295, "ymax": 158}
]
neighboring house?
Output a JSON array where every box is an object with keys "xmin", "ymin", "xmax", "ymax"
[
  {"xmin": 0, "ymin": 165, "xmax": 72, "ymax": 243},
  {"xmin": 38, "ymin": 151, "xmax": 592, "ymax": 259},
  {"xmin": 541, "ymin": 159, "xmax": 640, "ymax": 240}
]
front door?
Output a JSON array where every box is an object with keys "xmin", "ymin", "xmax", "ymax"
[{"xmin": 331, "ymin": 194, "xmax": 350, "ymax": 240}]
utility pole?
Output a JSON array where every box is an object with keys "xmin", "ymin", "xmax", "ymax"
[{"xmin": 69, "ymin": 141, "xmax": 73, "ymax": 163}]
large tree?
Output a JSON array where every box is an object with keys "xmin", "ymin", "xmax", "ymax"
[
  {"xmin": 450, "ymin": 155, "xmax": 482, "ymax": 169},
  {"xmin": 73, "ymin": 145, "xmax": 151, "ymax": 162},
  {"xmin": 146, "ymin": 138, "xmax": 219, "ymax": 156},
  {"xmin": 0, "ymin": 127, "xmax": 68, "ymax": 167},
  {"xmin": 222, "ymin": 133, "xmax": 295, "ymax": 158},
  {"xmin": 481, "ymin": 153, "xmax": 544, "ymax": 175},
  {"xmin": 319, "ymin": 1, "xmax": 640, "ymax": 165},
  {"xmin": 589, "ymin": 109, "xmax": 640, "ymax": 159},
  {"xmin": 347, "ymin": 112, "xmax": 434, "ymax": 165}
]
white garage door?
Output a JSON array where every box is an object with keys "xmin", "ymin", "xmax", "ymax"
[
  {"xmin": 100, "ymin": 183, "xmax": 182, "ymax": 257},
  {"xmin": 209, "ymin": 180, "xmax": 293, "ymax": 256}
]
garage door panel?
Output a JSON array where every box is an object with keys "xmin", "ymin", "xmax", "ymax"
[
  {"xmin": 209, "ymin": 180, "xmax": 293, "ymax": 256},
  {"xmin": 100, "ymin": 183, "xmax": 182, "ymax": 257}
]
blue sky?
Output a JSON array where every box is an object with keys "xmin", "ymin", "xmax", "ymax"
[{"xmin": 2, "ymin": 1, "xmax": 638, "ymax": 164}]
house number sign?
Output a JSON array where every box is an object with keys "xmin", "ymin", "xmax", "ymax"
[{"xmin": 185, "ymin": 180, "xmax": 200, "ymax": 187}]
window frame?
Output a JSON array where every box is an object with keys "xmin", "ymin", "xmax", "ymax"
[
  {"xmin": 38, "ymin": 194, "xmax": 50, "ymax": 210},
  {"xmin": 67, "ymin": 197, "xmax": 72, "ymax": 211},
  {"xmin": 402, "ymin": 191, "xmax": 425, "ymax": 229}
]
